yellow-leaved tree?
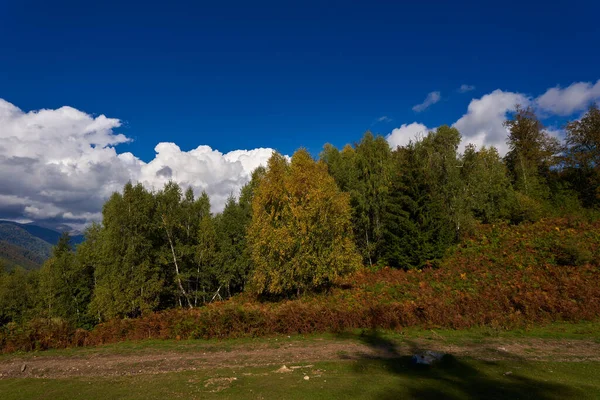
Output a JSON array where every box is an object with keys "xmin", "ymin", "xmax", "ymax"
[{"xmin": 248, "ymin": 149, "xmax": 361, "ymax": 296}]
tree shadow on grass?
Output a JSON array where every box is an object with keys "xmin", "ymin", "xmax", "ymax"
[{"xmin": 336, "ymin": 330, "xmax": 579, "ymax": 400}]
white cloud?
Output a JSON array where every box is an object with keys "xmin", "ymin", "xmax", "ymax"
[
  {"xmin": 458, "ymin": 84, "xmax": 475, "ymax": 93},
  {"xmin": 387, "ymin": 90, "xmax": 528, "ymax": 155},
  {"xmin": 535, "ymin": 79, "xmax": 600, "ymax": 116},
  {"xmin": 386, "ymin": 122, "xmax": 430, "ymax": 149},
  {"xmin": 0, "ymin": 99, "xmax": 277, "ymax": 229},
  {"xmin": 412, "ymin": 91, "xmax": 441, "ymax": 112},
  {"xmin": 452, "ymin": 90, "xmax": 529, "ymax": 155},
  {"xmin": 376, "ymin": 116, "xmax": 392, "ymax": 123}
]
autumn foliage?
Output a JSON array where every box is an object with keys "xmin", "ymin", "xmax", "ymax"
[{"xmin": 247, "ymin": 150, "xmax": 361, "ymax": 296}]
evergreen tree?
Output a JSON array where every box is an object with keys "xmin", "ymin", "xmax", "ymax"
[
  {"xmin": 381, "ymin": 140, "xmax": 454, "ymax": 268},
  {"xmin": 39, "ymin": 233, "xmax": 94, "ymax": 326},
  {"xmin": 90, "ymin": 182, "xmax": 162, "ymax": 320}
]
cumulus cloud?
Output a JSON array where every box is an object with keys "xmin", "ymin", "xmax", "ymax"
[
  {"xmin": 452, "ymin": 90, "xmax": 529, "ymax": 155},
  {"xmin": 458, "ymin": 84, "xmax": 475, "ymax": 93},
  {"xmin": 412, "ymin": 91, "xmax": 441, "ymax": 112},
  {"xmin": 535, "ymin": 79, "xmax": 600, "ymax": 116},
  {"xmin": 0, "ymin": 99, "xmax": 276, "ymax": 230},
  {"xmin": 387, "ymin": 90, "xmax": 530, "ymax": 155},
  {"xmin": 386, "ymin": 122, "xmax": 430, "ymax": 149}
]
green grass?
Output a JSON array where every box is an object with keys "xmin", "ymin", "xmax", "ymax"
[{"xmin": 1, "ymin": 358, "xmax": 598, "ymax": 399}]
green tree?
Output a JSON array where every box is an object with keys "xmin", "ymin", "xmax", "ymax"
[
  {"xmin": 195, "ymin": 209, "xmax": 217, "ymax": 304},
  {"xmin": 461, "ymin": 144, "xmax": 514, "ymax": 223},
  {"xmin": 156, "ymin": 181, "xmax": 193, "ymax": 308},
  {"xmin": 504, "ymin": 105, "xmax": 560, "ymax": 200},
  {"xmin": 0, "ymin": 267, "xmax": 39, "ymax": 325},
  {"xmin": 381, "ymin": 138, "xmax": 455, "ymax": 268},
  {"xmin": 321, "ymin": 133, "xmax": 392, "ymax": 266},
  {"xmin": 90, "ymin": 182, "xmax": 162, "ymax": 320},
  {"xmin": 248, "ymin": 150, "xmax": 361, "ymax": 296},
  {"xmin": 38, "ymin": 233, "xmax": 93, "ymax": 326},
  {"xmin": 564, "ymin": 103, "xmax": 600, "ymax": 207}
]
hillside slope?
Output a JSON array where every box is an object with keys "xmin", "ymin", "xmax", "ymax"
[
  {"xmin": 0, "ymin": 223, "xmax": 52, "ymax": 263},
  {"xmin": 0, "ymin": 221, "xmax": 84, "ymax": 246},
  {"xmin": 0, "ymin": 241, "xmax": 44, "ymax": 270}
]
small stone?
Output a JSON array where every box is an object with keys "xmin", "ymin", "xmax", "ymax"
[
  {"xmin": 504, "ymin": 371, "xmax": 513, "ymax": 376},
  {"xmin": 275, "ymin": 365, "xmax": 292, "ymax": 373},
  {"xmin": 304, "ymin": 376, "xmax": 310, "ymax": 381},
  {"xmin": 21, "ymin": 364, "xmax": 27, "ymax": 373}
]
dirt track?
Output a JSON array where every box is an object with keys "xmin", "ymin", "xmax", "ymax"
[{"xmin": 1, "ymin": 337, "xmax": 599, "ymax": 379}]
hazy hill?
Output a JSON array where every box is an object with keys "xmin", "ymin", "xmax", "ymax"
[
  {"xmin": 0, "ymin": 240, "xmax": 45, "ymax": 270},
  {"xmin": 0, "ymin": 220, "xmax": 84, "ymax": 246},
  {"xmin": 0, "ymin": 221, "xmax": 85, "ymax": 270}
]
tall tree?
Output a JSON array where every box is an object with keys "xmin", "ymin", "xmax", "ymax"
[
  {"xmin": 461, "ymin": 144, "xmax": 514, "ymax": 223},
  {"xmin": 564, "ymin": 103, "xmax": 600, "ymax": 207},
  {"xmin": 156, "ymin": 181, "xmax": 193, "ymax": 308},
  {"xmin": 504, "ymin": 105, "xmax": 560, "ymax": 200},
  {"xmin": 248, "ymin": 150, "xmax": 361, "ymax": 296},
  {"xmin": 39, "ymin": 233, "xmax": 93, "ymax": 326},
  {"xmin": 381, "ymin": 132, "xmax": 456, "ymax": 269},
  {"xmin": 90, "ymin": 182, "xmax": 162, "ymax": 320},
  {"xmin": 321, "ymin": 133, "xmax": 392, "ymax": 266}
]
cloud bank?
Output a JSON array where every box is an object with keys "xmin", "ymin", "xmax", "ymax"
[
  {"xmin": 0, "ymin": 99, "xmax": 275, "ymax": 230},
  {"xmin": 389, "ymin": 79, "xmax": 600, "ymax": 156}
]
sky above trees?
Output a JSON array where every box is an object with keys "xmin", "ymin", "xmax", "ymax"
[{"xmin": 0, "ymin": 0, "xmax": 599, "ymax": 229}]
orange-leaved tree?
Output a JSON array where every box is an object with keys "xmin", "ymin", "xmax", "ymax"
[{"xmin": 248, "ymin": 149, "xmax": 361, "ymax": 296}]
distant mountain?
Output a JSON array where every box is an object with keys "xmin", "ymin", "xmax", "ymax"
[
  {"xmin": 0, "ymin": 220, "xmax": 84, "ymax": 246},
  {"xmin": 0, "ymin": 240, "xmax": 45, "ymax": 270},
  {"xmin": 0, "ymin": 223, "xmax": 53, "ymax": 268},
  {"xmin": 0, "ymin": 221, "xmax": 85, "ymax": 270}
]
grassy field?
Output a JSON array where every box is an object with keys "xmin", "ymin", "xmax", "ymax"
[
  {"xmin": 1, "ymin": 322, "xmax": 599, "ymax": 399},
  {"xmin": 2, "ymin": 359, "xmax": 599, "ymax": 400}
]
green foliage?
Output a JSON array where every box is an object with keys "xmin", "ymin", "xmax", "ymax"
[
  {"xmin": 504, "ymin": 105, "xmax": 560, "ymax": 200},
  {"xmin": 564, "ymin": 103, "xmax": 600, "ymax": 207},
  {"xmin": 39, "ymin": 233, "xmax": 94, "ymax": 327},
  {"xmin": 90, "ymin": 182, "xmax": 163, "ymax": 320},
  {"xmin": 321, "ymin": 133, "xmax": 393, "ymax": 266},
  {"xmin": 380, "ymin": 126, "xmax": 465, "ymax": 268},
  {"xmin": 554, "ymin": 239, "xmax": 594, "ymax": 266},
  {"xmin": 461, "ymin": 145, "xmax": 514, "ymax": 223},
  {"xmin": 0, "ymin": 267, "xmax": 39, "ymax": 325},
  {"xmin": 248, "ymin": 150, "xmax": 361, "ymax": 295},
  {"xmin": 509, "ymin": 192, "xmax": 544, "ymax": 224}
]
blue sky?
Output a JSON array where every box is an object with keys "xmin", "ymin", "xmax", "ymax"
[
  {"xmin": 2, "ymin": 0, "xmax": 599, "ymax": 159},
  {"xmin": 1, "ymin": 0, "xmax": 599, "ymax": 228}
]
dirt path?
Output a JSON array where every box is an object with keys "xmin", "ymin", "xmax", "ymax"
[{"xmin": 1, "ymin": 338, "xmax": 599, "ymax": 379}]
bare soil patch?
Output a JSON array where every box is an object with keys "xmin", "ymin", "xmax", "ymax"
[{"xmin": 1, "ymin": 337, "xmax": 598, "ymax": 380}]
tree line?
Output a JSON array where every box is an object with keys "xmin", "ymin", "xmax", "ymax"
[{"xmin": 1, "ymin": 104, "xmax": 598, "ymax": 328}]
